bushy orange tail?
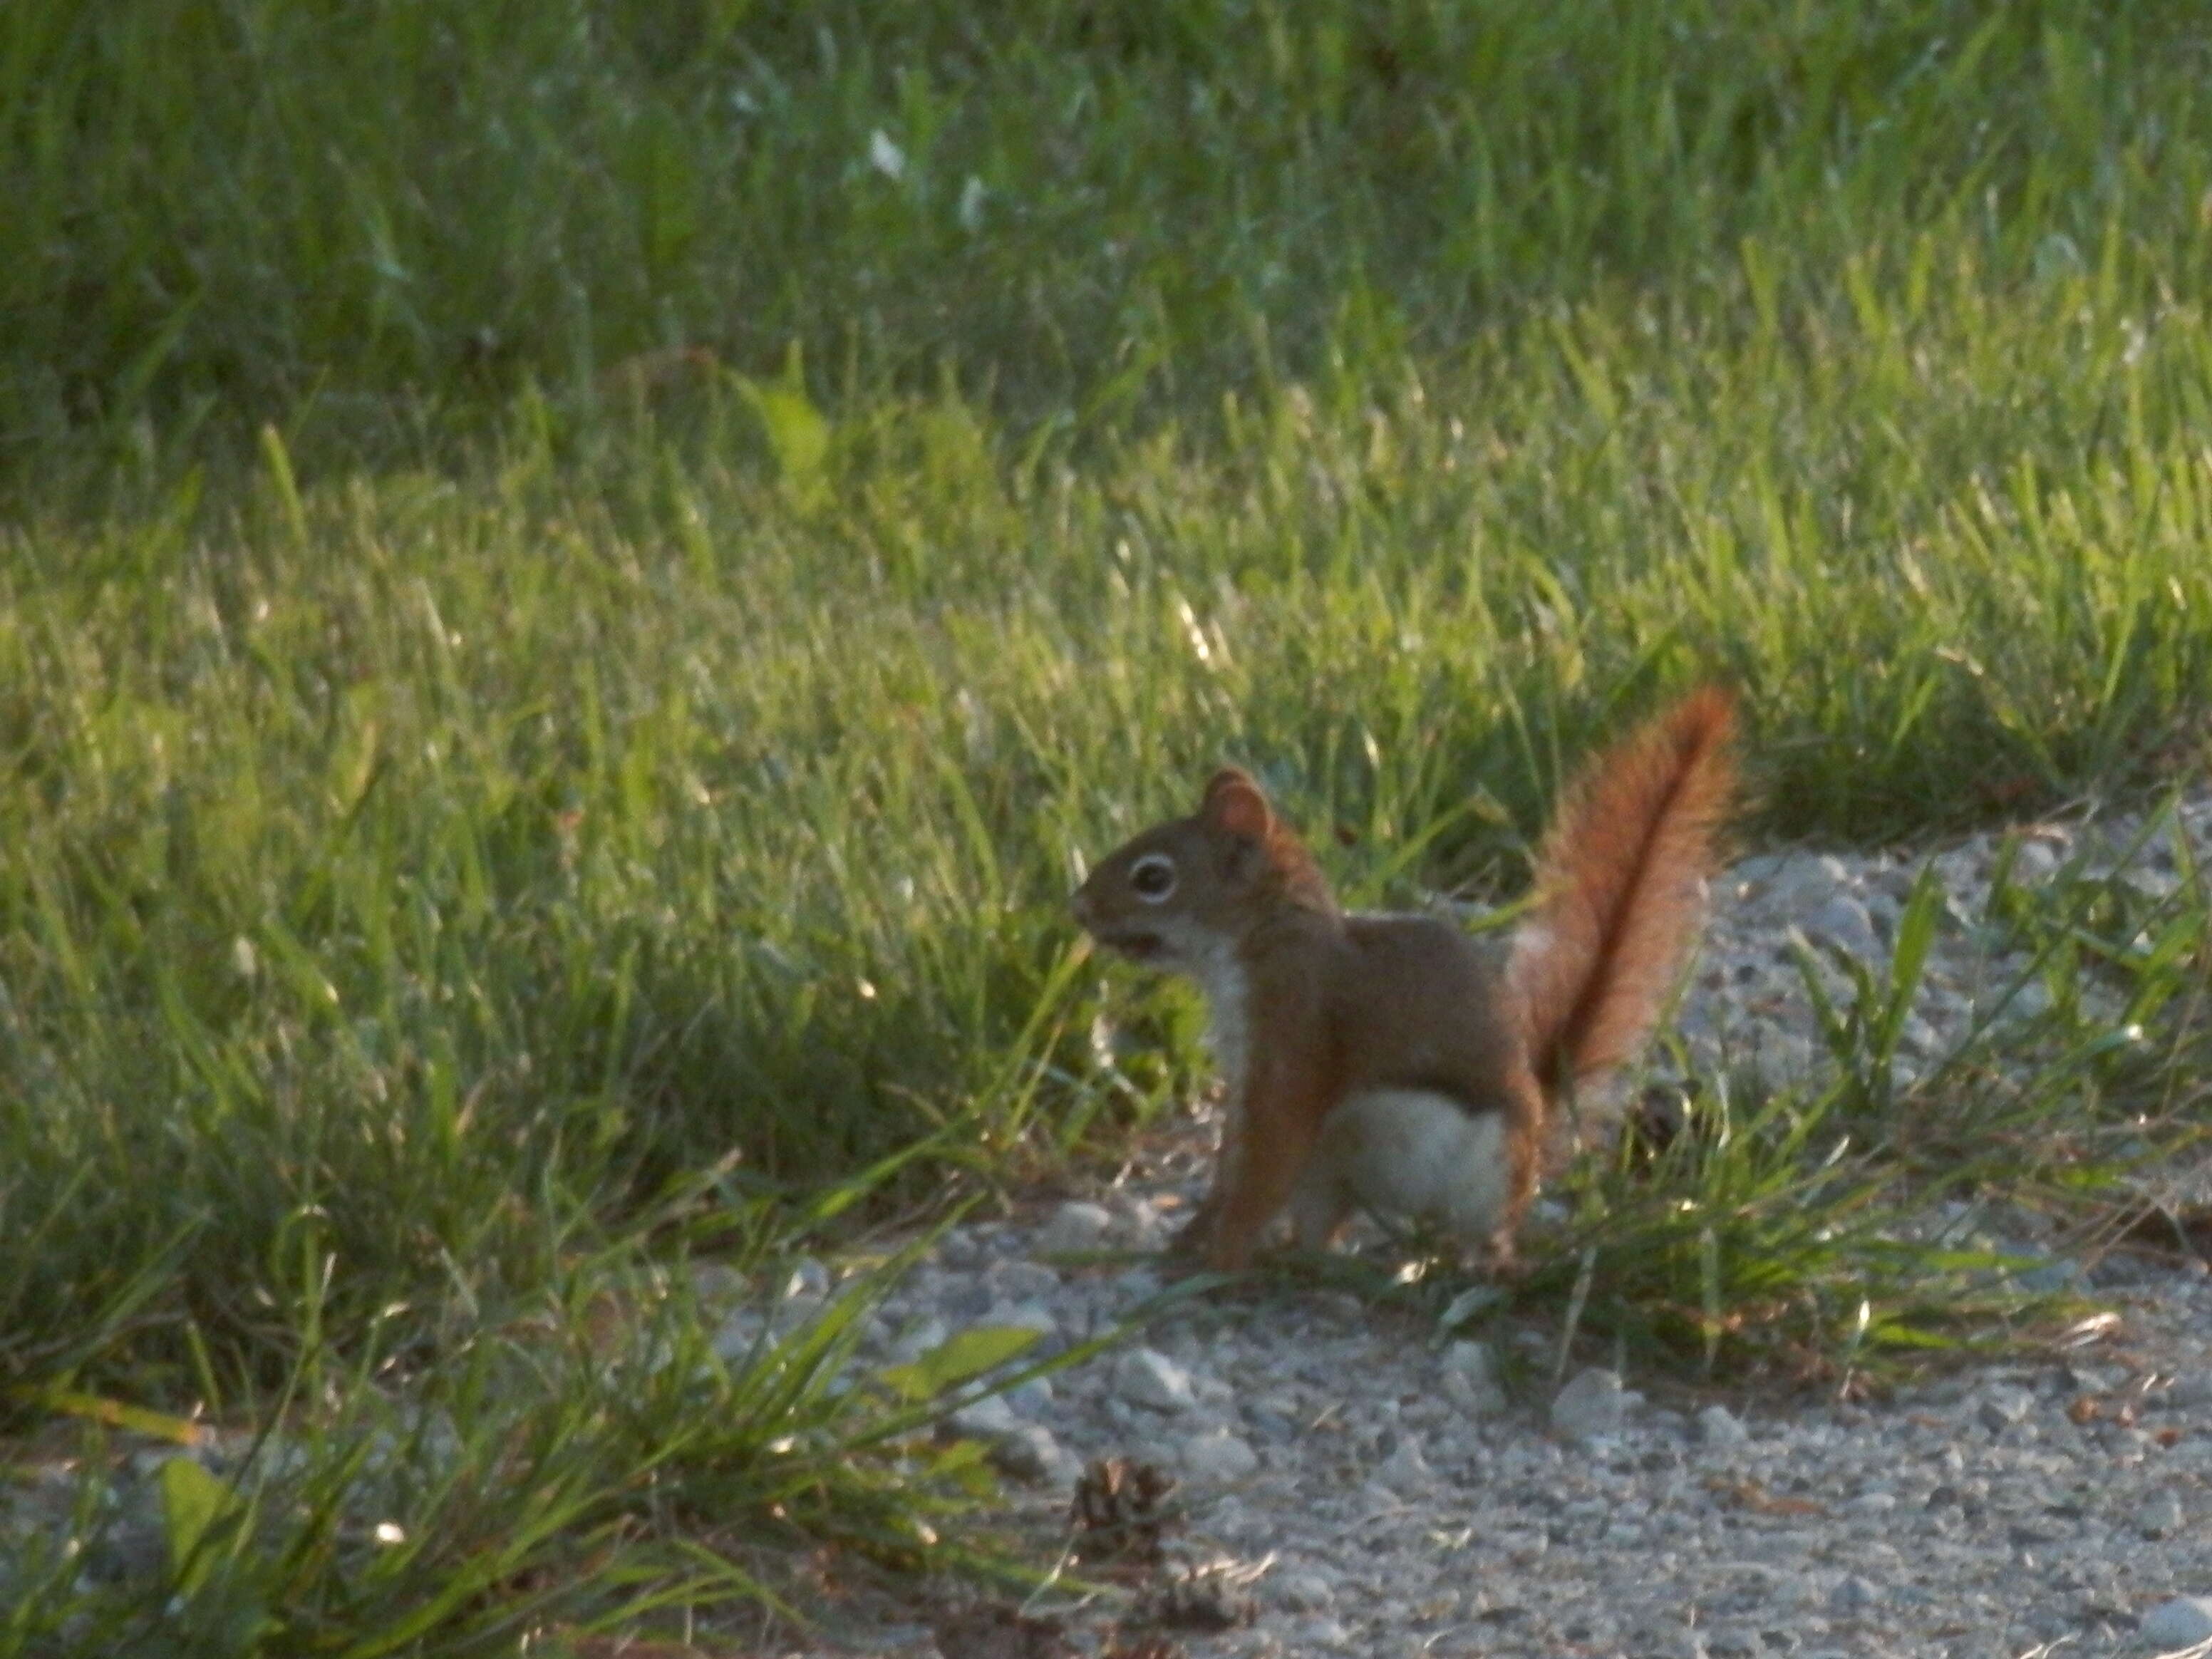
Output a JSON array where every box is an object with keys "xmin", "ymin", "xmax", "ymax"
[{"xmin": 1508, "ymin": 688, "xmax": 1737, "ymax": 1108}]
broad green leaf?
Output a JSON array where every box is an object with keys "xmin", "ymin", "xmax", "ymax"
[
  {"xmin": 876, "ymin": 1325, "xmax": 1039, "ymax": 1405},
  {"xmin": 737, "ymin": 356, "xmax": 830, "ymax": 510},
  {"xmin": 161, "ymin": 1454, "xmax": 232, "ymax": 1591}
]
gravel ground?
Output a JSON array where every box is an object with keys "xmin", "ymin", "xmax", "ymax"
[{"xmin": 833, "ymin": 1241, "xmax": 2212, "ymax": 1659}]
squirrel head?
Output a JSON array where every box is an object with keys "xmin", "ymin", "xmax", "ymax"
[{"xmin": 1070, "ymin": 767, "xmax": 1335, "ymax": 968}]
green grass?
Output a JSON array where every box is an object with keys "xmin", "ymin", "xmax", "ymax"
[
  {"xmin": 1, "ymin": 1214, "xmax": 1092, "ymax": 1656},
  {"xmin": 7, "ymin": 0, "xmax": 2212, "ymax": 1648}
]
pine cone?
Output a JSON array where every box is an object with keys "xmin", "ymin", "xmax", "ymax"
[
  {"xmin": 1139, "ymin": 1566, "xmax": 1258, "ymax": 1632},
  {"xmin": 1068, "ymin": 1456, "xmax": 1181, "ymax": 1564},
  {"xmin": 1097, "ymin": 1632, "xmax": 1187, "ymax": 1659},
  {"xmin": 927, "ymin": 1603, "xmax": 1075, "ymax": 1659}
]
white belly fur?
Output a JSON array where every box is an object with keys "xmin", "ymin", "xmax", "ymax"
[
  {"xmin": 1288, "ymin": 1088, "xmax": 1510, "ymax": 1249},
  {"xmin": 1182, "ymin": 933, "xmax": 1251, "ymax": 1184}
]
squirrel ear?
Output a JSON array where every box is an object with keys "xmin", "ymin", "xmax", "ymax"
[
  {"xmin": 1201, "ymin": 767, "xmax": 1254, "ymax": 807},
  {"xmin": 1201, "ymin": 768, "xmax": 1272, "ymax": 842}
]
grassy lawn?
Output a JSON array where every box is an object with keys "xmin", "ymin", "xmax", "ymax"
[{"xmin": 5, "ymin": 0, "xmax": 2212, "ymax": 1649}]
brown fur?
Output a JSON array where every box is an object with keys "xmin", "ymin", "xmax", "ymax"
[
  {"xmin": 1071, "ymin": 688, "xmax": 1737, "ymax": 1273},
  {"xmin": 1509, "ymin": 686, "xmax": 1738, "ymax": 1101}
]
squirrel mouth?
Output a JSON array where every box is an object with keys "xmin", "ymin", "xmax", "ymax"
[{"xmin": 1092, "ymin": 927, "xmax": 1171, "ymax": 964}]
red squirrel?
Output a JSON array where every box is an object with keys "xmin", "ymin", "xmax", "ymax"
[{"xmin": 1070, "ymin": 688, "xmax": 1737, "ymax": 1274}]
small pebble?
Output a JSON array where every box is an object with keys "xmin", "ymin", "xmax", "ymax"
[
  {"xmin": 988, "ymin": 1259, "xmax": 1062, "ymax": 1301},
  {"xmin": 946, "ymin": 1393, "xmax": 1019, "ymax": 1438},
  {"xmin": 1552, "ymin": 1368, "xmax": 1627, "ymax": 1443},
  {"xmin": 1374, "ymin": 1433, "xmax": 1433, "ymax": 1495},
  {"xmin": 975, "ymin": 1420, "xmax": 1076, "ymax": 1484},
  {"xmin": 1977, "ymin": 1387, "xmax": 2035, "ymax": 1433},
  {"xmin": 1181, "ymin": 1429, "xmax": 1260, "ymax": 1483},
  {"xmin": 2140, "ymin": 1487, "xmax": 2186, "ymax": 1540},
  {"xmin": 1113, "ymin": 1347, "xmax": 1198, "ymax": 1413},
  {"xmin": 1287, "ymin": 1615, "xmax": 1353, "ymax": 1650},
  {"xmin": 1802, "ymin": 893, "xmax": 1883, "ymax": 961},
  {"xmin": 710, "ymin": 1310, "xmax": 765, "ymax": 1362},
  {"xmin": 782, "ymin": 1257, "xmax": 831, "ymax": 1301},
  {"xmin": 1269, "ymin": 1568, "xmax": 1337, "ymax": 1612},
  {"xmin": 1828, "ymin": 1574, "xmax": 1880, "ymax": 1616},
  {"xmin": 2141, "ymin": 1596, "xmax": 2212, "ymax": 1648},
  {"xmin": 1033, "ymin": 1201, "xmax": 1114, "ymax": 1256},
  {"xmin": 1696, "ymin": 1404, "xmax": 1751, "ymax": 1448}
]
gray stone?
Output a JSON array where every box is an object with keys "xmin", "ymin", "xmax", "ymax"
[
  {"xmin": 988, "ymin": 1259, "xmax": 1062, "ymax": 1301},
  {"xmin": 2141, "ymin": 1597, "xmax": 2212, "ymax": 1648},
  {"xmin": 1110, "ymin": 1266, "xmax": 1163, "ymax": 1302},
  {"xmin": 1802, "ymin": 894, "xmax": 1883, "ymax": 961},
  {"xmin": 1375, "ymin": 1432, "xmax": 1434, "ymax": 1495},
  {"xmin": 933, "ymin": 1275, "xmax": 994, "ymax": 1321},
  {"xmin": 1754, "ymin": 852, "xmax": 1851, "ymax": 904},
  {"xmin": 2062, "ymin": 1361, "xmax": 2123, "ymax": 1394},
  {"xmin": 1827, "ymin": 1575, "xmax": 1880, "ymax": 1616},
  {"xmin": 931, "ymin": 1230, "xmax": 984, "ymax": 1270},
  {"xmin": 768, "ymin": 1293, "xmax": 830, "ymax": 1338},
  {"xmin": 1270, "ymin": 1567, "xmax": 1337, "ymax": 1611},
  {"xmin": 2139, "ymin": 1487, "xmax": 2186, "ymax": 1539},
  {"xmin": 688, "ymin": 1260, "xmax": 748, "ymax": 1308},
  {"xmin": 1114, "ymin": 1347, "xmax": 1198, "ymax": 1412},
  {"xmin": 1439, "ymin": 1338, "xmax": 1504, "ymax": 1408},
  {"xmin": 2000, "ymin": 978, "xmax": 2055, "ymax": 1023},
  {"xmin": 1695, "ymin": 1404, "xmax": 1751, "ymax": 1448},
  {"xmin": 1002, "ymin": 1375, "xmax": 1055, "ymax": 1419},
  {"xmin": 991, "ymin": 1422, "xmax": 1078, "ymax": 1485},
  {"xmin": 1287, "ymin": 1615, "xmax": 1353, "ymax": 1650},
  {"xmin": 1440, "ymin": 1338, "xmax": 1495, "ymax": 1380},
  {"xmin": 1180, "ymin": 1428, "xmax": 1260, "ymax": 1483},
  {"xmin": 1727, "ymin": 852, "xmax": 1794, "ymax": 888},
  {"xmin": 945, "ymin": 1392, "xmax": 1019, "ymax": 1440},
  {"xmin": 710, "ymin": 1309, "xmax": 766, "ymax": 1363},
  {"xmin": 2166, "ymin": 1372, "xmax": 2212, "ymax": 1410},
  {"xmin": 782, "ymin": 1256, "xmax": 831, "ymax": 1301},
  {"xmin": 1033, "ymin": 1201, "xmax": 1113, "ymax": 1256},
  {"xmin": 1552, "ymin": 1368, "xmax": 1627, "ymax": 1443},
  {"xmin": 1896, "ymin": 1012, "xmax": 1944, "ymax": 1053},
  {"xmin": 1976, "ymin": 1386, "xmax": 2034, "ymax": 1433}
]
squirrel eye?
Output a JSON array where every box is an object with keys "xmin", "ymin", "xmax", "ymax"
[{"xmin": 1129, "ymin": 855, "xmax": 1177, "ymax": 901}]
